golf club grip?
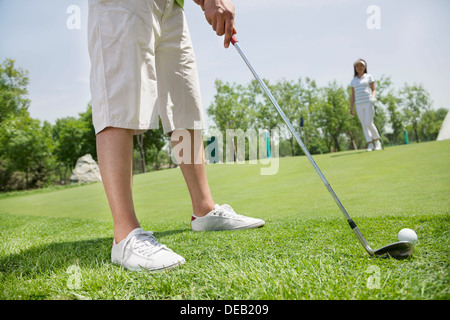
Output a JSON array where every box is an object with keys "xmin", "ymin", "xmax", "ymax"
[{"xmin": 232, "ymin": 40, "xmax": 352, "ymax": 222}]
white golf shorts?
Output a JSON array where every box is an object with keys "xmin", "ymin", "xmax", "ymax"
[{"xmin": 88, "ymin": 0, "xmax": 204, "ymax": 135}]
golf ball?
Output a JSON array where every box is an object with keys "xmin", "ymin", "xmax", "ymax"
[{"xmin": 398, "ymin": 228, "xmax": 418, "ymax": 244}]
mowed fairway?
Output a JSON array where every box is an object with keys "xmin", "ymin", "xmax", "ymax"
[{"xmin": 0, "ymin": 140, "xmax": 449, "ymax": 300}]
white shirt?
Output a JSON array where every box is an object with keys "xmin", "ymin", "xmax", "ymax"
[{"xmin": 350, "ymin": 73, "xmax": 374, "ymax": 106}]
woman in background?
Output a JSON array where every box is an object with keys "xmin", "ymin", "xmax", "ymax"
[{"xmin": 350, "ymin": 59, "xmax": 382, "ymax": 151}]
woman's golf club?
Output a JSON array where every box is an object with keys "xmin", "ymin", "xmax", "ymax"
[{"xmin": 230, "ymin": 35, "xmax": 414, "ymax": 259}]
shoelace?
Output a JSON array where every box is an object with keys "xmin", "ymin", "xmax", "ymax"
[
  {"xmin": 214, "ymin": 204, "xmax": 241, "ymax": 219},
  {"xmin": 121, "ymin": 231, "xmax": 168, "ymax": 261},
  {"xmin": 135, "ymin": 231, "xmax": 169, "ymax": 257}
]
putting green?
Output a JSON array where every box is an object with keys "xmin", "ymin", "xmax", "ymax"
[{"xmin": 1, "ymin": 140, "xmax": 448, "ymax": 225}]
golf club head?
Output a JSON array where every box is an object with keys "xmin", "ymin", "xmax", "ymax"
[{"xmin": 373, "ymin": 241, "xmax": 414, "ymax": 259}]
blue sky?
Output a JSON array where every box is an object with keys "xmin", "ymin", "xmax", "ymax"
[{"xmin": 0, "ymin": 0, "xmax": 449, "ymax": 127}]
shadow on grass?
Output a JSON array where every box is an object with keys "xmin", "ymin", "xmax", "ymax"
[
  {"xmin": 0, "ymin": 228, "xmax": 188, "ymax": 277},
  {"xmin": 330, "ymin": 151, "xmax": 366, "ymax": 157},
  {"xmin": 0, "ymin": 238, "xmax": 113, "ymax": 277}
]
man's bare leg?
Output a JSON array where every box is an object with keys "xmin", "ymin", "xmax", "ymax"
[
  {"xmin": 96, "ymin": 127, "xmax": 140, "ymax": 243},
  {"xmin": 171, "ymin": 129, "xmax": 215, "ymax": 217}
]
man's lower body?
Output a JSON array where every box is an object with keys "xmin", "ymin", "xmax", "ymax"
[{"xmin": 88, "ymin": 0, "xmax": 264, "ymax": 272}]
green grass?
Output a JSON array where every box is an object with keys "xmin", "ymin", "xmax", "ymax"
[{"xmin": 0, "ymin": 141, "xmax": 449, "ymax": 300}]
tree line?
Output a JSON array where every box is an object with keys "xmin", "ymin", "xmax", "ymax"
[
  {"xmin": 0, "ymin": 58, "xmax": 447, "ymax": 191},
  {"xmin": 207, "ymin": 77, "xmax": 447, "ymax": 157}
]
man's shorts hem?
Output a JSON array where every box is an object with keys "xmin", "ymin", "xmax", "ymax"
[
  {"xmin": 95, "ymin": 121, "xmax": 205, "ymax": 136},
  {"xmin": 95, "ymin": 119, "xmax": 158, "ymax": 135}
]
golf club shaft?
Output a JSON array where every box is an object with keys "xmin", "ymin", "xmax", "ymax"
[{"xmin": 231, "ymin": 36, "xmax": 373, "ymax": 254}]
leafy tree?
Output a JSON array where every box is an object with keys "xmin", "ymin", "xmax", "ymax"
[
  {"xmin": 244, "ymin": 80, "xmax": 267, "ymax": 130},
  {"xmin": 270, "ymin": 78, "xmax": 326, "ymax": 156},
  {"xmin": 250, "ymin": 79, "xmax": 282, "ymax": 131},
  {"xmin": 207, "ymin": 80, "xmax": 252, "ymax": 131},
  {"xmin": 372, "ymin": 75, "xmax": 391, "ymax": 138},
  {"xmin": 52, "ymin": 116, "xmax": 90, "ymax": 181},
  {"xmin": 384, "ymin": 92, "xmax": 404, "ymax": 144},
  {"xmin": 207, "ymin": 80, "xmax": 254, "ymax": 161},
  {"xmin": 317, "ymin": 81, "xmax": 351, "ymax": 151},
  {"xmin": 418, "ymin": 107, "xmax": 448, "ymax": 141},
  {"xmin": 0, "ymin": 59, "xmax": 30, "ymax": 123},
  {"xmin": 0, "ymin": 111, "xmax": 53, "ymax": 189},
  {"xmin": 369, "ymin": 75, "xmax": 403, "ymax": 146},
  {"xmin": 0, "ymin": 59, "xmax": 53, "ymax": 190},
  {"xmin": 78, "ymin": 103, "xmax": 97, "ymax": 161},
  {"xmin": 294, "ymin": 78, "xmax": 329, "ymax": 155},
  {"xmin": 267, "ymin": 79, "xmax": 302, "ymax": 155},
  {"xmin": 400, "ymin": 83, "xmax": 432, "ymax": 143}
]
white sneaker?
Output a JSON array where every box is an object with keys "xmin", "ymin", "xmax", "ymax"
[
  {"xmin": 367, "ymin": 143, "xmax": 374, "ymax": 152},
  {"xmin": 374, "ymin": 140, "xmax": 382, "ymax": 151},
  {"xmin": 191, "ymin": 204, "xmax": 265, "ymax": 231},
  {"xmin": 111, "ymin": 228, "xmax": 185, "ymax": 272}
]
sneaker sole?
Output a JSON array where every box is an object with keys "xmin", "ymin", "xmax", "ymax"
[
  {"xmin": 191, "ymin": 220, "xmax": 265, "ymax": 232},
  {"xmin": 113, "ymin": 258, "xmax": 186, "ymax": 272}
]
